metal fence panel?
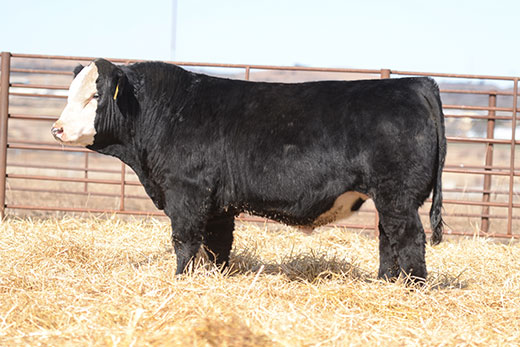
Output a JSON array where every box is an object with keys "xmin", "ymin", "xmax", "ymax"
[{"xmin": 1, "ymin": 52, "xmax": 518, "ymax": 238}]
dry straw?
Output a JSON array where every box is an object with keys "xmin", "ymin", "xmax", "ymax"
[{"xmin": 0, "ymin": 216, "xmax": 519, "ymax": 346}]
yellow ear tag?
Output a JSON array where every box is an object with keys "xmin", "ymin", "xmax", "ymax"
[{"xmin": 113, "ymin": 84, "xmax": 119, "ymax": 100}]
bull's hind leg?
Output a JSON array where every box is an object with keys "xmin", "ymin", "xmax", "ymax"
[
  {"xmin": 377, "ymin": 221, "xmax": 399, "ymax": 280},
  {"xmin": 203, "ymin": 213, "xmax": 235, "ymax": 270},
  {"xmin": 378, "ymin": 209, "xmax": 427, "ymax": 282}
]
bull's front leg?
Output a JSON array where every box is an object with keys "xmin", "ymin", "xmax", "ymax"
[
  {"xmin": 164, "ymin": 186, "xmax": 211, "ymax": 275},
  {"xmin": 170, "ymin": 217, "xmax": 204, "ymax": 275}
]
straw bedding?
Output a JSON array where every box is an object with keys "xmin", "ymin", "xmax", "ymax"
[{"xmin": 0, "ymin": 217, "xmax": 518, "ymax": 346}]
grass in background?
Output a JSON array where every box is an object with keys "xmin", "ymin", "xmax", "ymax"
[{"xmin": 0, "ymin": 217, "xmax": 519, "ymax": 346}]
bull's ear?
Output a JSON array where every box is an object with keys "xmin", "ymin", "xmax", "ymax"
[
  {"xmin": 112, "ymin": 67, "xmax": 128, "ymax": 101},
  {"xmin": 73, "ymin": 64, "xmax": 84, "ymax": 78},
  {"xmin": 112, "ymin": 67, "xmax": 137, "ymax": 116}
]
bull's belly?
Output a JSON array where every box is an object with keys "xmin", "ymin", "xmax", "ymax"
[
  {"xmin": 241, "ymin": 191, "xmax": 369, "ymax": 233},
  {"xmin": 296, "ymin": 191, "xmax": 369, "ymax": 234}
]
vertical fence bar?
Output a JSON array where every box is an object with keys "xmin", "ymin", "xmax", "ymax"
[
  {"xmin": 120, "ymin": 162, "xmax": 126, "ymax": 211},
  {"xmin": 118, "ymin": 60, "xmax": 132, "ymax": 212},
  {"xmin": 83, "ymin": 152, "xmax": 89, "ymax": 193},
  {"xmin": 380, "ymin": 69, "xmax": 391, "ymax": 79},
  {"xmin": 375, "ymin": 69, "xmax": 391, "ymax": 233},
  {"xmin": 245, "ymin": 66, "xmax": 250, "ymax": 81},
  {"xmin": 0, "ymin": 52, "xmax": 11, "ymax": 220},
  {"xmin": 507, "ymin": 78, "xmax": 518, "ymax": 235},
  {"xmin": 481, "ymin": 93, "xmax": 497, "ymax": 233}
]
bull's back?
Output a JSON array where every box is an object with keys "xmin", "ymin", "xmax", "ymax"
[{"xmin": 217, "ymin": 77, "xmax": 437, "ymax": 179}]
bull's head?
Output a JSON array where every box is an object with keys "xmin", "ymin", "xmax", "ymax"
[{"xmin": 51, "ymin": 59, "xmax": 128, "ymax": 148}]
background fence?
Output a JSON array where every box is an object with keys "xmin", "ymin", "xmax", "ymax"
[{"xmin": 0, "ymin": 52, "xmax": 518, "ymax": 238}]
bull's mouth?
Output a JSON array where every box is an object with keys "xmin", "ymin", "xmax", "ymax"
[{"xmin": 50, "ymin": 127, "xmax": 95, "ymax": 147}]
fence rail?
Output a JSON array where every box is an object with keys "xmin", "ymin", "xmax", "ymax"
[{"xmin": 1, "ymin": 52, "xmax": 519, "ymax": 238}]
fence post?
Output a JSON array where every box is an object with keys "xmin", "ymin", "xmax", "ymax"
[
  {"xmin": 0, "ymin": 52, "xmax": 11, "ymax": 220},
  {"xmin": 380, "ymin": 69, "xmax": 391, "ymax": 79},
  {"xmin": 481, "ymin": 93, "xmax": 496, "ymax": 233},
  {"xmin": 120, "ymin": 162, "xmax": 126, "ymax": 211},
  {"xmin": 84, "ymin": 152, "xmax": 89, "ymax": 193},
  {"xmin": 507, "ymin": 78, "xmax": 518, "ymax": 236},
  {"xmin": 374, "ymin": 69, "xmax": 392, "ymax": 234}
]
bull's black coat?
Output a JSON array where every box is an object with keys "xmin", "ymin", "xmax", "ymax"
[{"xmin": 78, "ymin": 59, "xmax": 446, "ymax": 281}]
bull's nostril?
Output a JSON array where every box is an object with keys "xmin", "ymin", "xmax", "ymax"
[{"xmin": 51, "ymin": 127, "xmax": 63, "ymax": 137}]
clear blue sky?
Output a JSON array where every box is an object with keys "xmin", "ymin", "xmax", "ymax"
[{"xmin": 1, "ymin": 0, "xmax": 519, "ymax": 77}]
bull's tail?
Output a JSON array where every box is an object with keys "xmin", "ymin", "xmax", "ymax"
[{"xmin": 424, "ymin": 79, "xmax": 446, "ymax": 245}]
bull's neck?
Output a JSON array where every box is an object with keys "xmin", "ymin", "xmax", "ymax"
[
  {"xmin": 89, "ymin": 139, "xmax": 137, "ymax": 171},
  {"xmin": 88, "ymin": 63, "xmax": 201, "ymax": 181},
  {"xmin": 86, "ymin": 116, "xmax": 139, "ymax": 173}
]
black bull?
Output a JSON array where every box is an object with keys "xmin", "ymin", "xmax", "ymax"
[{"xmin": 57, "ymin": 59, "xmax": 446, "ymax": 281}]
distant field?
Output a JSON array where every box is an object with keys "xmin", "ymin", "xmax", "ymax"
[{"xmin": 0, "ymin": 217, "xmax": 518, "ymax": 346}]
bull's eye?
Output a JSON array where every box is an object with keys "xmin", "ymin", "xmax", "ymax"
[{"xmin": 93, "ymin": 93, "xmax": 100, "ymax": 99}]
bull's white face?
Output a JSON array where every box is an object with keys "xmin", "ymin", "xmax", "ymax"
[{"xmin": 52, "ymin": 63, "xmax": 99, "ymax": 146}]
